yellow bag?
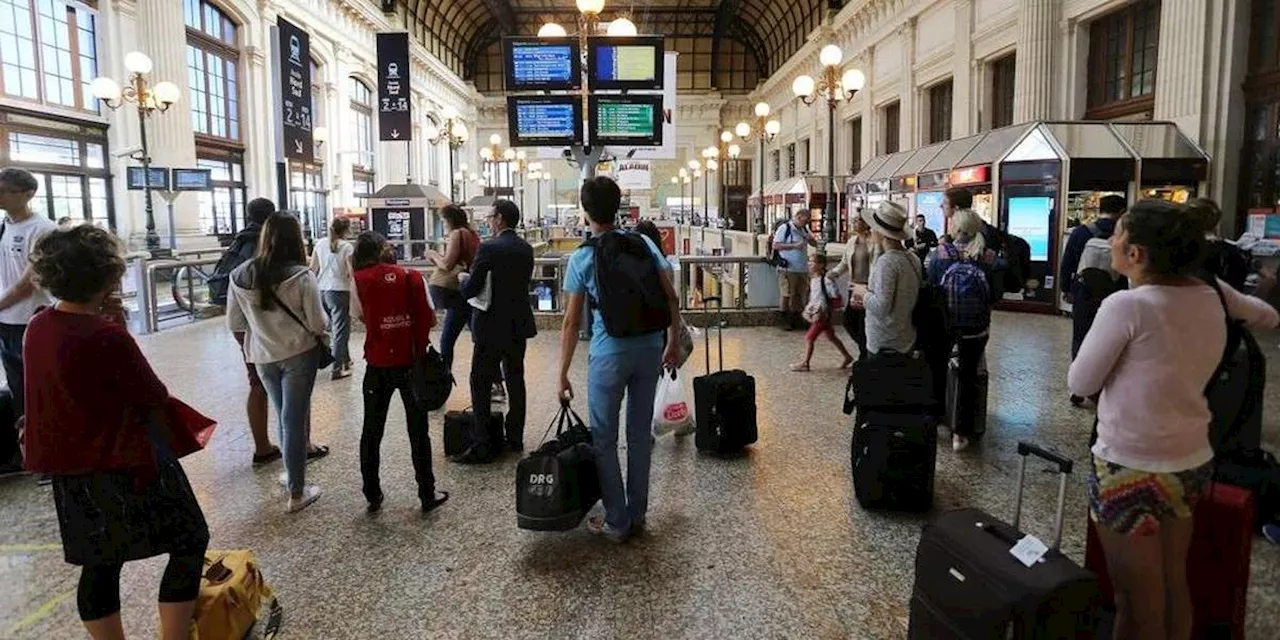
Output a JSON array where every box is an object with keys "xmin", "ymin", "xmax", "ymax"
[{"xmin": 188, "ymin": 550, "xmax": 281, "ymax": 640}]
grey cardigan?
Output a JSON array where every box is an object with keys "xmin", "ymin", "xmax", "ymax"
[{"xmin": 864, "ymin": 249, "xmax": 921, "ymax": 354}]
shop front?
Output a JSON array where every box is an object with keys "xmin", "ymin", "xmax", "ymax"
[
  {"xmin": 846, "ymin": 154, "xmax": 891, "ymax": 220},
  {"xmin": 1109, "ymin": 122, "xmax": 1209, "ymax": 204},
  {"xmin": 888, "ymin": 141, "xmax": 947, "ymax": 232},
  {"xmin": 761, "ymin": 176, "xmax": 827, "ymax": 234}
]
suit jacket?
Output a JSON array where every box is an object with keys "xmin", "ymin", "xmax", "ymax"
[{"xmin": 460, "ymin": 229, "xmax": 537, "ymax": 346}]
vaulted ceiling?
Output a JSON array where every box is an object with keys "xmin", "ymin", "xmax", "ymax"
[{"xmin": 392, "ymin": 0, "xmax": 841, "ymax": 85}]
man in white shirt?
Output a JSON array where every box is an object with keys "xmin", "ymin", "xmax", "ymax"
[
  {"xmin": 771, "ymin": 210, "xmax": 815, "ymax": 330},
  {"xmin": 0, "ymin": 169, "xmax": 54, "ymax": 474}
]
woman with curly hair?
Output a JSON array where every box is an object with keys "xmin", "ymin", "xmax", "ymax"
[{"xmin": 22, "ymin": 225, "xmax": 209, "ymax": 640}]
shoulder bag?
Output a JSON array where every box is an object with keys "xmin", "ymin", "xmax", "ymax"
[
  {"xmin": 405, "ymin": 272, "xmax": 452, "ymax": 411},
  {"xmin": 265, "ymin": 286, "xmax": 336, "ymax": 370}
]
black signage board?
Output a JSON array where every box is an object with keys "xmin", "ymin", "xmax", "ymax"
[
  {"xmin": 127, "ymin": 166, "xmax": 170, "ymax": 190},
  {"xmin": 370, "ymin": 206, "xmax": 425, "ymax": 259},
  {"xmin": 377, "ymin": 32, "xmax": 411, "ymax": 141},
  {"xmin": 278, "ymin": 17, "xmax": 313, "ymax": 162}
]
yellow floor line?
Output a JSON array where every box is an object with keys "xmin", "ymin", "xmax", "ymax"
[
  {"xmin": 4, "ymin": 587, "xmax": 74, "ymax": 636},
  {"xmin": 0, "ymin": 543, "xmax": 62, "ymax": 554}
]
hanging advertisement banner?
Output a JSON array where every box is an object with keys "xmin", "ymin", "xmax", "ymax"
[
  {"xmin": 376, "ymin": 32, "xmax": 412, "ymax": 141},
  {"xmin": 614, "ymin": 160, "xmax": 651, "ymax": 190}
]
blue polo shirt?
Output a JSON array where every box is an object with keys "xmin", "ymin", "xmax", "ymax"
[{"xmin": 564, "ymin": 230, "xmax": 671, "ymax": 357}]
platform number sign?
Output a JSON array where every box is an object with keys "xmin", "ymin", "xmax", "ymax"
[
  {"xmin": 377, "ymin": 32, "xmax": 411, "ymax": 141},
  {"xmin": 277, "ymin": 17, "xmax": 313, "ymax": 163}
]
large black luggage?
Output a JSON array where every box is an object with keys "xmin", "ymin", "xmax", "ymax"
[
  {"xmin": 0, "ymin": 387, "xmax": 16, "ymax": 468},
  {"xmin": 851, "ymin": 411, "xmax": 936, "ymax": 511},
  {"xmin": 945, "ymin": 350, "xmax": 988, "ymax": 439},
  {"xmin": 516, "ymin": 401, "xmax": 600, "ymax": 531},
  {"xmin": 443, "ymin": 408, "xmax": 504, "ymax": 459},
  {"xmin": 693, "ymin": 297, "xmax": 758, "ymax": 454},
  {"xmin": 909, "ymin": 442, "xmax": 1100, "ymax": 639}
]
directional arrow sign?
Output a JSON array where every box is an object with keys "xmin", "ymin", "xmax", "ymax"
[
  {"xmin": 377, "ymin": 33, "xmax": 411, "ymax": 142},
  {"xmin": 277, "ymin": 17, "xmax": 314, "ymax": 162}
]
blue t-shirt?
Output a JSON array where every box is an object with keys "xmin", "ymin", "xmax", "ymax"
[
  {"xmin": 564, "ymin": 230, "xmax": 672, "ymax": 357},
  {"xmin": 772, "ymin": 221, "xmax": 811, "ymax": 273}
]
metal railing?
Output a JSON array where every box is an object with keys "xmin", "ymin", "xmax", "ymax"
[{"xmin": 140, "ymin": 256, "xmax": 221, "ymax": 333}]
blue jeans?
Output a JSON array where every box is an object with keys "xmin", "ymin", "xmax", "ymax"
[
  {"xmin": 321, "ymin": 291, "xmax": 351, "ymax": 367},
  {"xmin": 587, "ymin": 347, "xmax": 663, "ymax": 532},
  {"xmin": 256, "ymin": 349, "xmax": 319, "ymax": 494},
  {"xmin": 0, "ymin": 323, "xmax": 25, "ymax": 416},
  {"xmin": 428, "ymin": 285, "xmax": 471, "ymax": 372}
]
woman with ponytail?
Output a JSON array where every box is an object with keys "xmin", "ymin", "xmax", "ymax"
[
  {"xmin": 1068, "ymin": 200, "xmax": 1279, "ymax": 639},
  {"xmin": 311, "ymin": 217, "xmax": 354, "ymax": 379}
]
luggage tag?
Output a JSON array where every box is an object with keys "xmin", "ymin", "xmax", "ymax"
[{"xmin": 1009, "ymin": 534, "xmax": 1049, "ymax": 568}]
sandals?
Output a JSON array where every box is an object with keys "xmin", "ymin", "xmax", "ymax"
[
  {"xmin": 789, "ymin": 363, "xmax": 811, "ymax": 372},
  {"xmin": 306, "ymin": 445, "xmax": 330, "ymax": 461},
  {"xmin": 252, "ymin": 447, "xmax": 282, "ymax": 467}
]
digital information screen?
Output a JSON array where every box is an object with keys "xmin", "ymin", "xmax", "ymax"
[
  {"xmin": 595, "ymin": 100, "xmax": 656, "ymax": 140},
  {"xmin": 514, "ymin": 101, "xmax": 577, "ymax": 142},
  {"xmin": 1006, "ymin": 196, "xmax": 1053, "ymax": 262},
  {"xmin": 595, "ymin": 45, "xmax": 657, "ymax": 83},
  {"xmin": 510, "ymin": 43, "xmax": 574, "ymax": 86}
]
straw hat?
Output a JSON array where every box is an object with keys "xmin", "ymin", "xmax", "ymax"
[{"xmin": 862, "ymin": 201, "xmax": 911, "ymax": 241}]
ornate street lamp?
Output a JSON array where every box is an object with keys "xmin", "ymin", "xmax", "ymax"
[
  {"xmin": 793, "ymin": 44, "xmax": 866, "ymax": 249},
  {"xmin": 426, "ymin": 105, "xmax": 469, "ymax": 202},
  {"xmin": 734, "ymin": 102, "xmax": 781, "ymax": 235},
  {"xmin": 92, "ymin": 51, "xmax": 180, "ymax": 253}
]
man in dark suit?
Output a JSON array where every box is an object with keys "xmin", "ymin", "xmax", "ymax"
[{"xmin": 457, "ymin": 199, "xmax": 536, "ymax": 463}]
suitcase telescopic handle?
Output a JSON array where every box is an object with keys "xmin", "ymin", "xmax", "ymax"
[
  {"xmin": 1011, "ymin": 441, "xmax": 1073, "ymax": 550},
  {"xmin": 703, "ymin": 296, "xmax": 724, "ymax": 373}
]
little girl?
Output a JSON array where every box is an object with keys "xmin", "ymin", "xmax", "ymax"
[{"xmin": 791, "ymin": 255, "xmax": 854, "ymax": 372}]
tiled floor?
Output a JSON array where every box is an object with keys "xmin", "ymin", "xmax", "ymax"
[{"xmin": 2, "ymin": 312, "xmax": 1278, "ymax": 639}]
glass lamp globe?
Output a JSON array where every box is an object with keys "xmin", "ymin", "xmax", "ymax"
[
  {"xmin": 735, "ymin": 122, "xmax": 751, "ymax": 138},
  {"xmin": 460, "ymin": 163, "xmax": 469, "ymax": 172},
  {"xmin": 841, "ymin": 68, "xmax": 866, "ymax": 92},
  {"xmin": 124, "ymin": 51, "xmax": 153, "ymax": 74},
  {"xmin": 312, "ymin": 126, "xmax": 328, "ymax": 143},
  {"xmin": 819, "ymin": 44, "xmax": 843, "ymax": 68},
  {"xmin": 424, "ymin": 123, "xmax": 439, "ymax": 140},
  {"xmin": 480, "ymin": 148, "xmax": 494, "ymax": 160},
  {"xmin": 538, "ymin": 23, "xmax": 567, "ymax": 37},
  {"xmin": 728, "ymin": 144, "xmax": 741, "ymax": 158},
  {"xmin": 753, "ymin": 102, "xmax": 770, "ymax": 118},
  {"xmin": 792, "ymin": 75, "xmax": 815, "ymax": 98},
  {"xmin": 720, "ymin": 130, "xmax": 734, "ymax": 143},
  {"xmin": 152, "ymin": 81, "xmax": 180, "ymax": 105},
  {"xmin": 503, "ymin": 148, "xmax": 516, "ymax": 161},
  {"xmin": 576, "ymin": 0, "xmax": 605, "ymax": 15},
  {"xmin": 489, "ymin": 133, "xmax": 502, "ymax": 146},
  {"xmin": 442, "ymin": 105, "xmax": 459, "ymax": 120},
  {"xmin": 454, "ymin": 122, "xmax": 469, "ymax": 139},
  {"xmin": 706, "ymin": 159, "xmax": 718, "ymax": 171},
  {"xmin": 670, "ymin": 176, "xmax": 678, "ymax": 184},
  {"xmin": 687, "ymin": 159, "xmax": 700, "ymax": 170},
  {"xmin": 90, "ymin": 77, "xmax": 122, "ymax": 102},
  {"xmin": 607, "ymin": 18, "xmax": 637, "ymax": 36},
  {"xmin": 516, "ymin": 150, "xmax": 527, "ymax": 161},
  {"xmin": 765, "ymin": 119, "xmax": 781, "ymax": 136},
  {"xmin": 678, "ymin": 168, "xmax": 688, "ymax": 178}
]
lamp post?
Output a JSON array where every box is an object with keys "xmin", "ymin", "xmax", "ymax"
[
  {"xmin": 734, "ymin": 102, "xmax": 781, "ymax": 238},
  {"xmin": 704, "ymin": 156, "xmax": 718, "ymax": 227},
  {"xmin": 793, "ymin": 44, "xmax": 865, "ymax": 250},
  {"xmin": 687, "ymin": 159, "xmax": 702, "ymax": 225},
  {"xmin": 677, "ymin": 167, "xmax": 689, "ymax": 224},
  {"xmin": 92, "ymin": 51, "xmax": 180, "ymax": 253},
  {"xmin": 514, "ymin": 150, "xmax": 528, "ymax": 215},
  {"xmin": 426, "ymin": 105, "xmax": 469, "ymax": 202}
]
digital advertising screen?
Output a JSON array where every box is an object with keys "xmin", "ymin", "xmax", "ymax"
[
  {"xmin": 588, "ymin": 37, "xmax": 663, "ymax": 90},
  {"xmin": 590, "ymin": 96, "xmax": 663, "ymax": 146},
  {"xmin": 507, "ymin": 96, "xmax": 582, "ymax": 147},
  {"xmin": 914, "ymin": 191, "xmax": 946, "ymax": 237},
  {"xmin": 1006, "ymin": 196, "xmax": 1053, "ymax": 262},
  {"xmin": 503, "ymin": 38, "xmax": 580, "ymax": 91},
  {"xmin": 172, "ymin": 168, "xmax": 213, "ymax": 191}
]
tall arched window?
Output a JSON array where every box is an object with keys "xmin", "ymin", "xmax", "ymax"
[
  {"xmin": 349, "ymin": 77, "xmax": 375, "ymax": 201},
  {"xmin": 185, "ymin": 0, "xmax": 244, "ymax": 235},
  {"xmin": 0, "ymin": 0, "xmax": 100, "ymax": 112},
  {"xmin": 423, "ymin": 115, "xmax": 439, "ymax": 187}
]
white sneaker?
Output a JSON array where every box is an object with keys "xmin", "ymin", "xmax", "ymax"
[
  {"xmin": 492, "ymin": 382, "xmax": 507, "ymax": 403},
  {"xmin": 288, "ymin": 485, "xmax": 322, "ymax": 513},
  {"xmin": 952, "ymin": 434, "xmax": 971, "ymax": 452}
]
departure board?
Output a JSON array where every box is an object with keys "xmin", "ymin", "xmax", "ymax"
[
  {"xmin": 507, "ymin": 96, "xmax": 581, "ymax": 146},
  {"xmin": 504, "ymin": 38, "xmax": 580, "ymax": 90},
  {"xmin": 587, "ymin": 36, "xmax": 663, "ymax": 90},
  {"xmin": 590, "ymin": 96, "xmax": 662, "ymax": 146}
]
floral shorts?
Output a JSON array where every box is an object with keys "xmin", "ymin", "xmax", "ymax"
[{"xmin": 1088, "ymin": 456, "xmax": 1211, "ymax": 537}]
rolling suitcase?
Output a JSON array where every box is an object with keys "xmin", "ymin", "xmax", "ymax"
[
  {"xmin": 693, "ymin": 296, "xmax": 758, "ymax": 454},
  {"xmin": 1085, "ymin": 481, "xmax": 1254, "ymax": 639},
  {"xmin": 909, "ymin": 442, "xmax": 1100, "ymax": 639},
  {"xmin": 945, "ymin": 351, "xmax": 988, "ymax": 439},
  {"xmin": 851, "ymin": 410, "xmax": 936, "ymax": 511},
  {"xmin": 443, "ymin": 408, "xmax": 505, "ymax": 458}
]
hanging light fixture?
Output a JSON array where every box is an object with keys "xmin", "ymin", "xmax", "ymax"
[
  {"xmin": 538, "ymin": 22, "xmax": 567, "ymax": 37},
  {"xmin": 607, "ymin": 17, "xmax": 637, "ymax": 36}
]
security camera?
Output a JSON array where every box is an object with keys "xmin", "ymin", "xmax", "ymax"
[{"xmin": 112, "ymin": 145, "xmax": 142, "ymax": 158}]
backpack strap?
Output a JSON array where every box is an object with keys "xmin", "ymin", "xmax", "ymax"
[{"xmin": 1204, "ymin": 278, "xmax": 1238, "ymax": 397}]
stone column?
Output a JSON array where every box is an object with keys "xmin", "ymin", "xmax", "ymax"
[
  {"xmin": 1152, "ymin": 0, "xmax": 1210, "ymax": 136},
  {"xmin": 1013, "ymin": 0, "xmax": 1059, "ymax": 122},
  {"xmin": 135, "ymin": 0, "xmax": 200, "ymax": 242},
  {"xmin": 952, "ymin": 0, "xmax": 974, "ymax": 138},
  {"xmin": 899, "ymin": 19, "xmax": 916, "ymax": 149},
  {"xmin": 333, "ymin": 46, "xmax": 355, "ymax": 208},
  {"xmin": 862, "ymin": 48, "xmax": 875, "ymax": 158}
]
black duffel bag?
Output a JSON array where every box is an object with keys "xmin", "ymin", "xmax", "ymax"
[
  {"xmin": 516, "ymin": 400, "xmax": 601, "ymax": 531},
  {"xmin": 844, "ymin": 350, "xmax": 935, "ymax": 415}
]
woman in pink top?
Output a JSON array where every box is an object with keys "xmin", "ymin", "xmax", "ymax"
[{"xmin": 1068, "ymin": 200, "xmax": 1278, "ymax": 639}]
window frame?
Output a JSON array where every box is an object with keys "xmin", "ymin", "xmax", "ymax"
[
  {"xmin": 185, "ymin": 0, "xmax": 243, "ymax": 143},
  {"xmin": 0, "ymin": 108, "xmax": 113, "ymax": 228},
  {"xmin": 194, "ymin": 149, "xmax": 246, "ymax": 236},
  {"xmin": 349, "ymin": 77, "xmax": 375, "ymax": 174},
  {"xmin": 1085, "ymin": 0, "xmax": 1161, "ymax": 120},
  {"xmin": 882, "ymin": 102, "xmax": 901, "ymax": 154},
  {"xmin": 849, "ymin": 118, "xmax": 862, "ymax": 175},
  {"xmin": 0, "ymin": 0, "xmax": 101, "ymax": 113},
  {"xmin": 989, "ymin": 54, "xmax": 1016, "ymax": 130},
  {"xmin": 927, "ymin": 80, "xmax": 953, "ymax": 144}
]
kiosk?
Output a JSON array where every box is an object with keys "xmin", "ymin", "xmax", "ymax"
[
  {"xmin": 1109, "ymin": 122, "xmax": 1209, "ymax": 203},
  {"xmin": 948, "ymin": 123, "xmax": 1037, "ymax": 224},
  {"xmin": 847, "ymin": 155, "xmax": 892, "ymax": 218},
  {"xmin": 367, "ymin": 182, "xmax": 450, "ymax": 260},
  {"xmin": 889, "ymin": 142, "xmax": 947, "ymax": 230}
]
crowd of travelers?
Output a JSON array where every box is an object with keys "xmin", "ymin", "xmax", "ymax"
[{"xmin": 0, "ymin": 156, "xmax": 1278, "ymax": 637}]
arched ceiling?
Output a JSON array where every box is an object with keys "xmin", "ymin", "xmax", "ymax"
[{"xmin": 394, "ymin": 0, "xmax": 839, "ymax": 82}]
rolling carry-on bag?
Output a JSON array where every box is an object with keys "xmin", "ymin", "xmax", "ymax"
[
  {"xmin": 443, "ymin": 408, "xmax": 505, "ymax": 458},
  {"xmin": 945, "ymin": 351, "xmax": 988, "ymax": 439},
  {"xmin": 851, "ymin": 410, "xmax": 936, "ymax": 511},
  {"xmin": 693, "ymin": 296, "xmax": 758, "ymax": 454},
  {"xmin": 909, "ymin": 442, "xmax": 1100, "ymax": 639},
  {"xmin": 1085, "ymin": 480, "xmax": 1254, "ymax": 639}
]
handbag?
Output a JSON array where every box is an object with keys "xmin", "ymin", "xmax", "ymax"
[
  {"xmin": 405, "ymin": 276, "xmax": 452, "ymax": 411},
  {"xmin": 515, "ymin": 400, "xmax": 601, "ymax": 531},
  {"xmin": 156, "ymin": 398, "xmax": 217, "ymax": 459},
  {"xmin": 266, "ymin": 287, "xmax": 335, "ymax": 370},
  {"xmin": 189, "ymin": 550, "xmax": 282, "ymax": 640}
]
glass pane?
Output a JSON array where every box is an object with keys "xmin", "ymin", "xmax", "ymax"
[
  {"xmin": 9, "ymin": 131, "xmax": 79, "ymax": 165},
  {"xmin": 28, "ymin": 172, "xmax": 47, "ymax": 219}
]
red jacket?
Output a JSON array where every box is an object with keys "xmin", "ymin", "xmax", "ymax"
[{"xmin": 353, "ymin": 264, "xmax": 435, "ymax": 368}]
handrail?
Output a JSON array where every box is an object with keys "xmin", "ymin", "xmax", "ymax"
[{"xmin": 142, "ymin": 257, "xmax": 221, "ymax": 333}]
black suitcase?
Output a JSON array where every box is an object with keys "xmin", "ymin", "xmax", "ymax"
[
  {"xmin": 909, "ymin": 442, "xmax": 1100, "ymax": 639},
  {"xmin": 0, "ymin": 387, "xmax": 15, "ymax": 466},
  {"xmin": 945, "ymin": 352, "xmax": 988, "ymax": 439},
  {"xmin": 443, "ymin": 408, "xmax": 505, "ymax": 458},
  {"xmin": 693, "ymin": 297, "xmax": 758, "ymax": 454},
  {"xmin": 851, "ymin": 410, "xmax": 936, "ymax": 511}
]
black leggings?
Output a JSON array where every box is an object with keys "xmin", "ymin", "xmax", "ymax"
[{"xmin": 77, "ymin": 549, "xmax": 206, "ymax": 621}]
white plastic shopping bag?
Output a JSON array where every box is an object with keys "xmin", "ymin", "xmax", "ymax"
[{"xmin": 652, "ymin": 367, "xmax": 693, "ymax": 437}]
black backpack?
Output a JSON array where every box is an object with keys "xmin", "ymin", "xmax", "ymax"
[
  {"xmin": 1203, "ymin": 278, "xmax": 1267, "ymax": 457},
  {"xmin": 206, "ymin": 233, "xmax": 257, "ymax": 305},
  {"xmin": 584, "ymin": 231, "xmax": 672, "ymax": 338},
  {"xmin": 1204, "ymin": 240, "xmax": 1252, "ymax": 293},
  {"xmin": 765, "ymin": 220, "xmax": 792, "ymax": 268}
]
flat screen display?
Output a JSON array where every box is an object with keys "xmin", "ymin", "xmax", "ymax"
[
  {"xmin": 504, "ymin": 38, "xmax": 580, "ymax": 91},
  {"xmin": 587, "ymin": 36, "xmax": 663, "ymax": 90},
  {"xmin": 1006, "ymin": 196, "xmax": 1053, "ymax": 262},
  {"xmin": 126, "ymin": 166, "xmax": 169, "ymax": 190},
  {"xmin": 914, "ymin": 191, "xmax": 945, "ymax": 238},
  {"xmin": 172, "ymin": 168, "xmax": 212, "ymax": 191},
  {"xmin": 590, "ymin": 96, "xmax": 663, "ymax": 146},
  {"xmin": 507, "ymin": 96, "xmax": 582, "ymax": 147}
]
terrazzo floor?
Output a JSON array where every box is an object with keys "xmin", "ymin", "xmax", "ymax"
[{"xmin": 2, "ymin": 312, "xmax": 1278, "ymax": 639}]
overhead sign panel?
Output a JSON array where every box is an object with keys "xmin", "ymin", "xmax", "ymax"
[
  {"xmin": 507, "ymin": 96, "xmax": 582, "ymax": 147},
  {"xmin": 503, "ymin": 38, "xmax": 580, "ymax": 91},
  {"xmin": 277, "ymin": 17, "xmax": 313, "ymax": 162},
  {"xmin": 377, "ymin": 32, "xmax": 412, "ymax": 141}
]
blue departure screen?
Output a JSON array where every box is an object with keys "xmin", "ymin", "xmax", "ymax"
[
  {"xmin": 515, "ymin": 102, "xmax": 576, "ymax": 141},
  {"xmin": 511, "ymin": 43, "xmax": 574, "ymax": 86}
]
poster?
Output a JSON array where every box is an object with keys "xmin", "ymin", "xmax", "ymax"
[
  {"xmin": 615, "ymin": 160, "xmax": 651, "ymax": 190},
  {"xmin": 376, "ymin": 33, "xmax": 411, "ymax": 141},
  {"xmin": 914, "ymin": 191, "xmax": 945, "ymax": 237},
  {"xmin": 277, "ymin": 17, "xmax": 313, "ymax": 162},
  {"xmin": 1006, "ymin": 196, "xmax": 1053, "ymax": 262}
]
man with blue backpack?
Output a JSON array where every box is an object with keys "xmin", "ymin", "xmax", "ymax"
[
  {"xmin": 927, "ymin": 208, "xmax": 999, "ymax": 452},
  {"xmin": 1060, "ymin": 195, "xmax": 1126, "ymax": 406}
]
